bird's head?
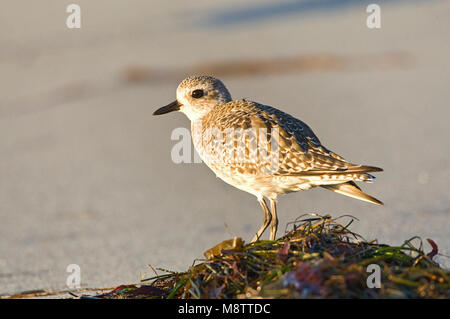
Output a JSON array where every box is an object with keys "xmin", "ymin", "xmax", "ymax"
[{"xmin": 153, "ymin": 75, "xmax": 232, "ymax": 121}]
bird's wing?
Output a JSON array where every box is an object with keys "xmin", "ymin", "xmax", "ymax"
[{"xmin": 200, "ymin": 100, "xmax": 381, "ymax": 177}]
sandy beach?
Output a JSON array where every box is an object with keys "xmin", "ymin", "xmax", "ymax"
[{"xmin": 0, "ymin": 0, "xmax": 449, "ymax": 296}]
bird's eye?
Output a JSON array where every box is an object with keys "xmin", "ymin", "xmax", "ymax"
[{"xmin": 191, "ymin": 89, "xmax": 204, "ymax": 99}]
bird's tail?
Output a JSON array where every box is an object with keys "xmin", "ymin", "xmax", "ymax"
[{"xmin": 321, "ymin": 181, "xmax": 383, "ymax": 206}]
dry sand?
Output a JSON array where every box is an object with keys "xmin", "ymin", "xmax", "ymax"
[{"xmin": 0, "ymin": 0, "xmax": 449, "ymax": 296}]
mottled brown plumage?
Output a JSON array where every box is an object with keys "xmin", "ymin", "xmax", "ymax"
[{"xmin": 154, "ymin": 75, "xmax": 383, "ymax": 242}]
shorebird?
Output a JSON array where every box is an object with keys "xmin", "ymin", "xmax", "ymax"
[{"xmin": 154, "ymin": 75, "xmax": 383, "ymax": 243}]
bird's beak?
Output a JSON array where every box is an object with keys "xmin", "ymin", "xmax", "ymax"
[{"xmin": 153, "ymin": 100, "xmax": 181, "ymax": 115}]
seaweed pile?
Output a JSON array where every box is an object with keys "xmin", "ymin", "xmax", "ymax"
[{"xmin": 91, "ymin": 214, "xmax": 449, "ymax": 299}]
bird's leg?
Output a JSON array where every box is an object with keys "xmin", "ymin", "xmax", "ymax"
[
  {"xmin": 250, "ymin": 197, "xmax": 272, "ymax": 243},
  {"xmin": 269, "ymin": 199, "xmax": 278, "ymax": 241}
]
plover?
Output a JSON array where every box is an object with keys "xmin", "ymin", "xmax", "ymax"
[{"xmin": 154, "ymin": 75, "xmax": 383, "ymax": 242}]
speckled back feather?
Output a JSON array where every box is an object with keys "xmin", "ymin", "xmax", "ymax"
[{"xmin": 195, "ymin": 99, "xmax": 381, "ymax": 183}]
